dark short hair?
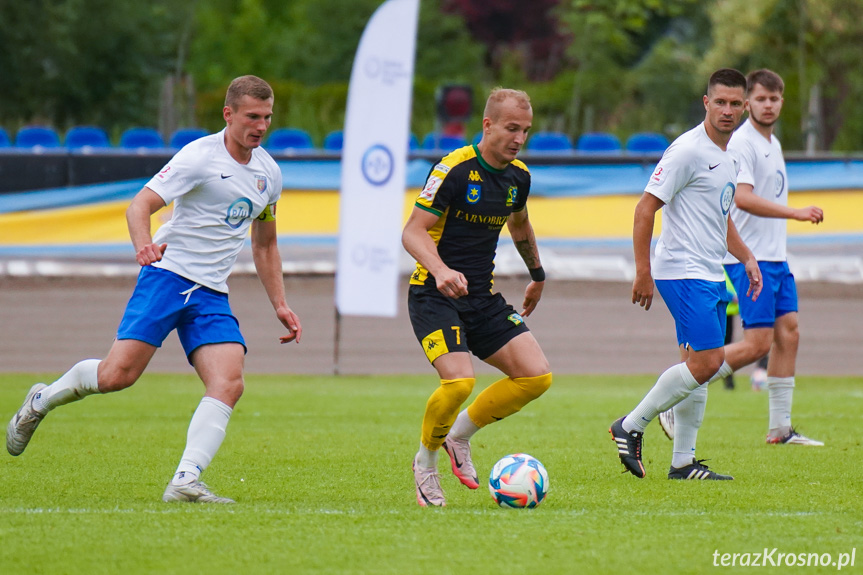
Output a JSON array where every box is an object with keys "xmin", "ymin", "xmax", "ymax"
[
  {"xmin": 225, "ymin": 75, "xmax": 273, "ymax": 109},
  {"xmin": 707, "ymin": 68, "xmax": 747, "ymax": 95},
  {"xmin": 746, "ymin": 69, "xmax": 784, "ymax": 95}
]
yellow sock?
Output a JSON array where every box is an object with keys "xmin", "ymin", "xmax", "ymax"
[
  {"xmin": 421, "ymin": 378, "xmax": 475, "ymax": 451},
  {"xmin": 466, "ymin": 373, "xmax": 552, "ymax": 428}
]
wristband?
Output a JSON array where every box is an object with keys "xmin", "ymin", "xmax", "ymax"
[{"xmin": 529, "ymin": 266, "xmax": 546, "ymax": 282}]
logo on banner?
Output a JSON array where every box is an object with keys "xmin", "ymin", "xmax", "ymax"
[
  {"xmin": 363, "ymin": 57, "xmax": 409, "ymax": 85},
  {"xmin": 255, "ymin": 175, "xmax": 268, "ymax": 194},
  {"xmin": 506, "ymin": 186, "xmax": 517, "ymax": 206},
  {"xmin": 466, "ymin": 184, "xmax": 481, "ymax": 203},
  {"xmin": 361, "ymin": 144, "xmax": 394, "ymax": 186},
  {"xmin": 225, "ymin": 198, "xmax": 253, "ymax": 229},
  {"xmin": 720, "ymin": 182, "xmax": 735, "ymax": 215}
]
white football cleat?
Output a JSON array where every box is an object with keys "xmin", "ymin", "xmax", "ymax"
[
  {"xmin": 162, "ymin": 480, "xmax": 235, "ymax": 504},
  {"xmin": 6, "ymin": 383, "xmax": 48, "ymax": 456}
]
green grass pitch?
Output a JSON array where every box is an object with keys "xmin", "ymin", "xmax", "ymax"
[{"xmin": 1, "ymin": 373, "xmax": 861, "ymax": 574}]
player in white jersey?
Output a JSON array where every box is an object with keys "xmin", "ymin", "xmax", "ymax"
[
  {"xmin": 6, "ymin": 75, "xmax": 303, "ymax": 503},
  {"xmin": 660, "ymin": 70, "xmax": 824, "ymax": 446},
  {"xmin": 609, "ymin": 69, "xmax": 762, "ymax": 480}
]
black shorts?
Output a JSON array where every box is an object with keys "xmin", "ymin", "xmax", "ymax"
[{"xmin": 408, "ymin": 284, "xmax": 530, "ymax": 364}]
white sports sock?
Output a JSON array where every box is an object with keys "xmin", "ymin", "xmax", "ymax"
[
  {"xmin": 172, "ymin": 397, "xmax": 233, "ymax": 484},
  {"xmin": 671, "ymin": 384, "xmax": 707, "ymax": 468},
  {"xmin": 767, "ymin": 376, "xmax": 794, "ymax": 433},
  {"xmin": 624, "ymin": 363, "xmax": 699, "ymax": 433},
  {"xmin": 707, "ymin": 361, "xmax": 733, "ymax": 385},
  {"xmin": 448, "ymin": 409, "xmax": 481, "ymax": 441},
  {"xmin": 32, "ymin": 359, "xmax": 101, "ymax": 414},
  {"xmin": 415, "ymin": 443, "xmax": 438, "ymax": 469}
]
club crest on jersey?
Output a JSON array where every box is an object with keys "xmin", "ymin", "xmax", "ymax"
[
  {"xmin": 506, "ymin": 186, "xmax": 517, "ymax": 206},
  {"xmin": 466, "ymin": 184, "xmax": 481, "ymax": 203},
  {"xmin": 507, "ymin": 312, "xmax": 524, "ymax": 326},
  {"xmin": 720, "ymin": 182, "xmax": 735, "ymax": 215},
  {"xmin": 255, "ymin": 175, "xmax": 268, "ymax": 194}
]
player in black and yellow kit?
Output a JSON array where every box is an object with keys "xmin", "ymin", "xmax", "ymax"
[{"xmin": 403, "ymin": 88, "xmax": 552, "ymax": 507}]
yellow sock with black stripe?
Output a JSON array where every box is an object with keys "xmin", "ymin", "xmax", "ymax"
[
  {"xmin": 421, "ymin": 377, "xmax": 475, "ymax": 451},
  {"xmin": 466, "ymin": 373, "xmax": 552, "ymax": 428}
]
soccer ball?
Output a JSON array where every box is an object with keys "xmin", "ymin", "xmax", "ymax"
[
  {"xmin": 751, "ymin": 367, "xmax": 768, "ymax": 391},
  {"xmin": 488, "ymin": 453, "xmax": 549, "ymax": 509}
]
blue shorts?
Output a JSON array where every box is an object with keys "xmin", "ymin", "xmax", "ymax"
[
  {"xmin": 725, "ymin": 261, "xmax": 798, "ymax": 329},
  {"xmin": 117, "ymin": 266, "xmax": 246, "ymax": 363},
  {"xmin": 655, "ymin": 279, "xmax": 727, "ymax": 351}
]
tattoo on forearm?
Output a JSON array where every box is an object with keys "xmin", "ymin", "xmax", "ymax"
[{"xmin": 514, "ymin": 239, "xmax": 539, "ymax": 269}]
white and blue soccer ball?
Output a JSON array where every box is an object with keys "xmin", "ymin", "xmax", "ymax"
[{"xmin": 488, "ymin": 453, "xmax": 549, "ymax": 509}]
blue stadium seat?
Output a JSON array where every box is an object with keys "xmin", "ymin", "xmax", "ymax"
[
  {"xmin": 625, "ymin": 132, "xmax": 670, "ymax": 154},
  {"xmin": 120, "ymin": 127, "xmax": 165, "ymax": 150},
  {"xmin": 575, "ymin": 132, "xmax": 622, "ymax": 155},
  {"xmin": 472, "ymin": 131, "xmax": 483, "ymax": 144},
  {"xmin": 421, "ymin": 133, "xmax": 467, "ymax": 151},
  {"xmin": 323, "ymin": 130, "xmax": 343, "ymax": 151},
  {"xmin": 65, "ymin": 126, "xmax": 111, "ymax": 150},
  {"xmin": 266, "ymin": 128, "xmax": 314, "ymax": 151},
  {"xmin": 0, "ymin": 127, "xmax": 10, "ymax": 148},
  {"xmin": 409, "ymin": 133, "xmax": 420, "ymax": 151},
  {"xmin": 169, "ymin": 128, "xmax": 208, "ymax": 149},
  {"xmin": 15, "ymin": 126, "xmax": 62, "ymax": 149},
  {"xmin": 527, "ymin": 131, "xmax": 574, "ymax": 154}
]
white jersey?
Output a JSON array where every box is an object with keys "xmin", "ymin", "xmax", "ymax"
[
  {"xmin": 145, "ymin": 129, "xmax": 282, "ymax": 293},
  {"xmin": 724, "ymin": 118, "xmax": 788, "ymax": 263},
  {"xmin": 645, "ymin": 122, "xmax": 738, "ymax": 281}
]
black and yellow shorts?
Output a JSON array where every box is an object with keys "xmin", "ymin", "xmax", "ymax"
[{"xmin": 408, "ymin": 284, "xmax": 530, "ymax": 364}]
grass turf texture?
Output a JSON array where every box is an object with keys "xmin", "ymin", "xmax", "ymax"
[{"xmin": 1, "ymin": 374, "xmax": 861, "ymax": 574}]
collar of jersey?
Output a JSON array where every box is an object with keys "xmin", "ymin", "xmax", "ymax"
[{"xmin": 472, "ymin": 144, "xmax": 506, "ymax": 174}]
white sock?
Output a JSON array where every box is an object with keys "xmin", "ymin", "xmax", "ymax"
[
  {"xmin": 671, "ymin": 384, "xmax": 707, "ymax": 468},
  {"xmin": 707, "ymin": 361, "xmax": 733, "ymax": 385},
  {"xmin": 172, "ymin": 397, "xmax": 233, "ymax": 485},
  {"xmin": 448, "ymin": 409, "xmax": 480, "ymax": 441},
  {"xmin": 415, "ymin": 443, "xmax": 438, "ymax": 469},
  {"xmin": 624, "ymin": 363, "xmax": 700, "ymax": 433},
  {"xmin": 32, "ymin": 359, "xmax": 101, "ymax": 414},
  {"xmin": 767, "ymin": 376, "xmax": 794, "ymax": 433}
]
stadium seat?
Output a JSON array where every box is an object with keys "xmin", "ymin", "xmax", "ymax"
[
  {"xmin": 323, "ymin": 130, "xmax": 343, "ymax": 151},
  {"xmin": 169, "ymin": 128, "xmax": 208, "ymax": 149},
  {"xmin": 527, "ymin": 131, "xmax": 574, "ymax": 154},
  {"xmin": 0, "ymin": 127, "xmax": 10, "ymax": 148},
  {"xmin": 472, "ymin": 131, "xmax": 483, "ymax": 144},
  {"xmin": 266, "ymin": 128, "xmax": 314, "ymax": 151},
  {"xmin": 409, "ymin": 133, "xmax": 420, "ymax": 151},
  {"xmin": 15, "ymin": 126, "xmax": 62, "ymax": 149},
  {"xmin": 575, "ymin": 132, "xmax": 622, "ymax": 155},
  {"xmin": 65, "ymin": 126, "xmax": 111, "ymax": 150},
  {"xmin": 120, "ymin": 127, "xmax": 165, "ymax": 150},
  {"xmin": 625, "ymin": 132, "xmax": 670, "ymax": 154},
  {"xmin": 421, "ymin": 133, "xmax": 467, "ymax": 151}
]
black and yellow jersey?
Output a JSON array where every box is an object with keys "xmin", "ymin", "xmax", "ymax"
[{"xmin": 410, "ymin": 143, "xmax": 531, "ymax": 294}]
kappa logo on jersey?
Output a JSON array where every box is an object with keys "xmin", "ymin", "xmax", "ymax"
[
  {"xmin": 720, "ymin": 182, "xmax": 735, "ymax": 215},
  {"xmin": 506, "ymin": 186, "xmax": 518, "ymax": 207},
  {"xmin": 255, "ymin": 175, "xmax": 268, "ymax": 194},
  {"xmin": 466, "ymin": 184, "xmax": 481, "ymax": 203},
  {"xmin": 651, "ymin": 165, "xmax": 666, "ymax": 184},
  {"xmin": 225, "ymin": 197, "xmax": 253, "ymax": 229},
  {"xmin": 468, "ymin": 170, "xmax": 483, "ymax": 182},
  {"xmin": 420, "ymin": 175, "xmax": 443, "ymax": 201},
  {"xmin": 156, "ymin": 165, "xmax": 173, "ymax": 181},
  {"xmin": 507, "ymin": 312, "xmax": 524, "ymax": 326},
  {"xmin": 434, "ymin": 163, "xmax": 450, "ymax": 174}
]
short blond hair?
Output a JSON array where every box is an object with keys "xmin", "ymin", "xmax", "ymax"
[
  {"xmin": 483, "ymin": 88, "xmax": 531, "ymax": 121},
  {"xmin": 225, "ymin": 75, "xmax": 273, "ymax": 109}
]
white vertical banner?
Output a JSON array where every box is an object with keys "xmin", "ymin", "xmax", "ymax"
[{"xmin": 335, "ymin": 0, "xmax": 419, "ymax": 317}]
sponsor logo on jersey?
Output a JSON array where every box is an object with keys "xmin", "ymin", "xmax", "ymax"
[
  {"xmin": 466, "ymin": 184, "xmax": 481, "ymax": 203},
  {"xmin": 774, "ymin": 170, "xmax": 785, "ymax": 198},
  {"xmin": 255, "ymin": 175, "xmax": 268, "ymax": 193},
  {"xmin": 452, "ymin": 209, "xmax": 508, "ymax": 228},
  {"xmin": 156, "ymin": 165, "xmax": 173, "ymax": 181},
  {"xmin": 507, "ymin": 312, "xmax": 524, "ymax": 326},
  {"xmin": 225, "ymin": 197, "xmax": 253, "ymax": 229},
  {"xmin": 420, "ymin": 175, "xmax": 443, "ymax": 201},
  {"xmin": 468, "ymin": 170, "xmax": 483, "ymax": 182},
  {"xmin": 506, "ymin": 186, "xmax": 518, "ymax": 206},
  {"xmin": 720, "ymin": 182, "xmax": 735, "ymax": 215},
  {"xmin": 651, "ymin": 165, "xmax": 665, "ymax": 184},
  {"xmin": 434, "ymin": 163, "xmax": 450, "ymax": 174}
]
